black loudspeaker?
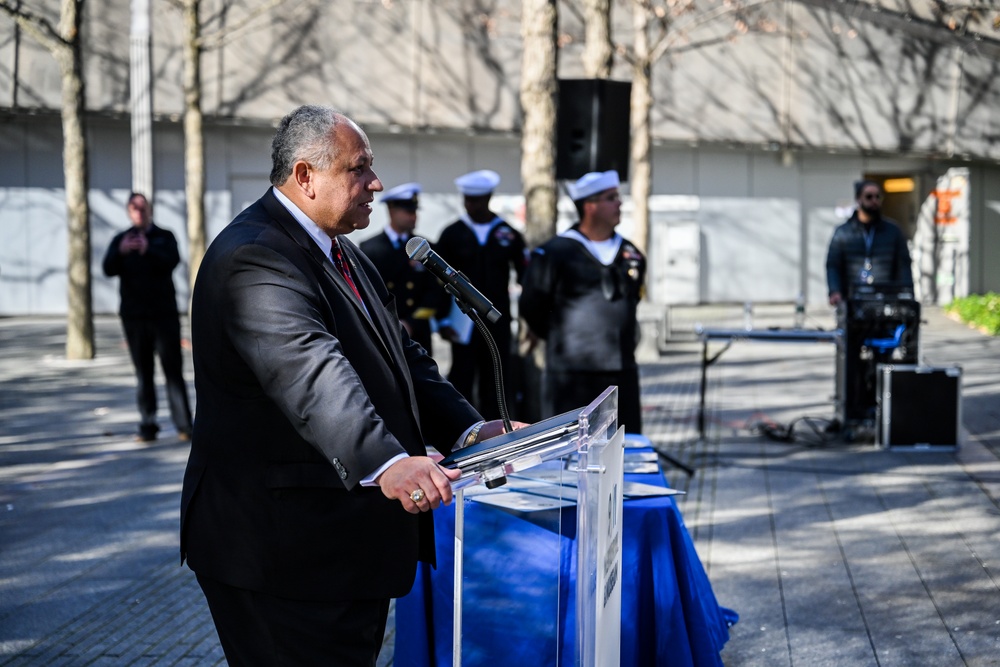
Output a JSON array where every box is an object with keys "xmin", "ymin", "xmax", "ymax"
[{"xmin": 556, "ymin": 79, "xmax": 631, "ymax": 181}]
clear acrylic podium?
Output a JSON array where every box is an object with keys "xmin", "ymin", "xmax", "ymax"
[{"xmin": 446, "ymin": 386, "xmax": 624, "ymax": 667}]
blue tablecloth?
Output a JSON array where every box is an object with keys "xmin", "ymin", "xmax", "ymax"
[{"xmin": 395, "ymin": 461, "xmax": 738, "ymax": 666}]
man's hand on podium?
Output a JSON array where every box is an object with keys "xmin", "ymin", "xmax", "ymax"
[
  {"xmin": 378, "ymin": 456, "xmax": 462, "ymax": 514},
  {"xmin": 377, "ymin": 421, "xmax": 527, "ymax": 514}
]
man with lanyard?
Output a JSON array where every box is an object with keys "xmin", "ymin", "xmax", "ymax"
[
  {"xmin": 519, "ymin": 170, "xmax": 647, "ymax": 435},
  {"xmin": 826, "ymin": 179, "xmax": 913, "ymax": 307},
  {"xmin": 826, "ymin": 179, "xmax": 916, "ymax": 435},
  {"xmin": 360, "ymin": 182, "xmax": 443, "ymax": 351},
  {"xmin": 433, "ymin": 169, "xmax": 527, "ymax": 420}
]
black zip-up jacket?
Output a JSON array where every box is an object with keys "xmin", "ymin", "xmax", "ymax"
[{"xmin": 825, "ymin": 212, "xmax": 912, "ymax": 298}]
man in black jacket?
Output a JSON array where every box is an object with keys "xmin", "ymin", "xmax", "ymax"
[
  {"xmin": 520, "ymin": 170, "xmax": 646, "ymax": 434},
  {"xmin": 102, "ymin": 192, "xmax": 192, "ymax": 442},
  {"xmin": 826, "ymin": 180, "xmax": 913, "ymax": 306}
]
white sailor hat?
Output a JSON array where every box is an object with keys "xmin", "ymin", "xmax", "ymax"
[
  {"xmin": 454, "ymin": 170, "xmax": 500, "ymax": 196},
  {"xmin": 567, "ymin": 170, "xmax": 620, "ymax": 201},
  {"xmin": 380, "ymin": 182, "xmax": 421, "ymax": 204}
]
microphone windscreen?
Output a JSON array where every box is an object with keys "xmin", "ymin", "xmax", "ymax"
[{"xmin": 406, "ymin": 236, "xmax": 430, "ymax": 261}]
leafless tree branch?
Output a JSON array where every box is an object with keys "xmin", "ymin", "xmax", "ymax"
[{"xmin": 0, "ymin": 1, "xmax": 68, "ymax": 55}]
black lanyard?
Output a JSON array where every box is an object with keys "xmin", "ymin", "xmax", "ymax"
[{"xmin": 862, "ymin": 224, "xmax": 875, "ymax": 263}]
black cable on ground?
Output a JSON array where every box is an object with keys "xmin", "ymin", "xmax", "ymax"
[{"xmin": 749, "ymin": 415, "xmax": 842, "ymax": 448}]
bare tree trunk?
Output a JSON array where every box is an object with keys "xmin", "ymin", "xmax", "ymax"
[
  {"xmin": 59, "ymin": 0, "xmax": 93, "ymax": 359},
  {"xmin": 183, "ymin": 0, "xmax": 206, "ymax": 305},
  {"xmin": 1, "ymin": 0, "xmax": 94, "ymax": 358},
  {"xmin": 582, "ymin": 0, "xmax": 613, "ymax": 78},
  {"xmin": 180, "ymin": 0, "xmax": 296, "ymax": 304},
  {"xmin": 622, "ymin": 0, "xmax": 783, "ymax": 257},
  {"xmin": 629, "ymin": 5, "xmax": 653, "ymax": 255},
  {"xmin": 520, "ymin": 0, "xmax": 558, "ymax": 248}
]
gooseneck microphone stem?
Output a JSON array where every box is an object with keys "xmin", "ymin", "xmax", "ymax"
[
  {"xmin": 406, "ymin": 236, "xmax": 512, "ymax": 432},
  {"xmin": 467, "ymin": 308, "xmax": 513, "ymax": 433}
]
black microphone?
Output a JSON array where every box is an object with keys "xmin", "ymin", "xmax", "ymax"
[{"xmin": 406, "ymin": 236, "xmax": 501, "ymax": 323}]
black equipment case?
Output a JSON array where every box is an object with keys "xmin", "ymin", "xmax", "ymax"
[{"xmin": 876, "ymin": 364, "xmax": 961, "ymax": 451}]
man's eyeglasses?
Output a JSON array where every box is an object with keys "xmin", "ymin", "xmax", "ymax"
[{"xmin": 861, "ymin": 192, "xmax": 882, "ymax": 201}]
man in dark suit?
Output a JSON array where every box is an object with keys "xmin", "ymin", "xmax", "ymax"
[
  {"xmin": 433, "ymin": 170, "xmax": 527, "ymax": 420},
  {"xmin": 360, "ymin": 182, "xmax": 442, "ymax": 351},
  {"xmin": 180, "ymin": 106, "xmax": 513, "ymax": 666}
]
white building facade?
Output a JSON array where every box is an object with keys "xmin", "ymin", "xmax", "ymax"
[{"xmin": 1, "ymin": 0, "xmax": 998, "ymax": 316}]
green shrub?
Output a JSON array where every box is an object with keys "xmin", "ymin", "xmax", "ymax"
[{"xmin": 945, "ymin": 292, "xmax": 1000, "ymax": 336}]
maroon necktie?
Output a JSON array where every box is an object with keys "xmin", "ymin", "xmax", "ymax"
[{"xmin": 331, "ymin": 242, "xmax": 363, "ymax": 303}]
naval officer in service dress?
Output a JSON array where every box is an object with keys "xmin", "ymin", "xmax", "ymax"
[{"xmin": 360, "ymin": 182, "xmax": 444, "ymax": 352}]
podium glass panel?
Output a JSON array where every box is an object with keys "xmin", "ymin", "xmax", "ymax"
[
  {"xmin": 449, "ymin": 387, "xmax": 622, "ymax": 666},
  {"xmin": 576, "ymin": 391, "xmax": 624, "ymax": 667}
]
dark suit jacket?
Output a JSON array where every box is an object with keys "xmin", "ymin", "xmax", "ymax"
[{"xmin": 180, "ymin": 189, "xmax": 481, "ymax": 602}]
